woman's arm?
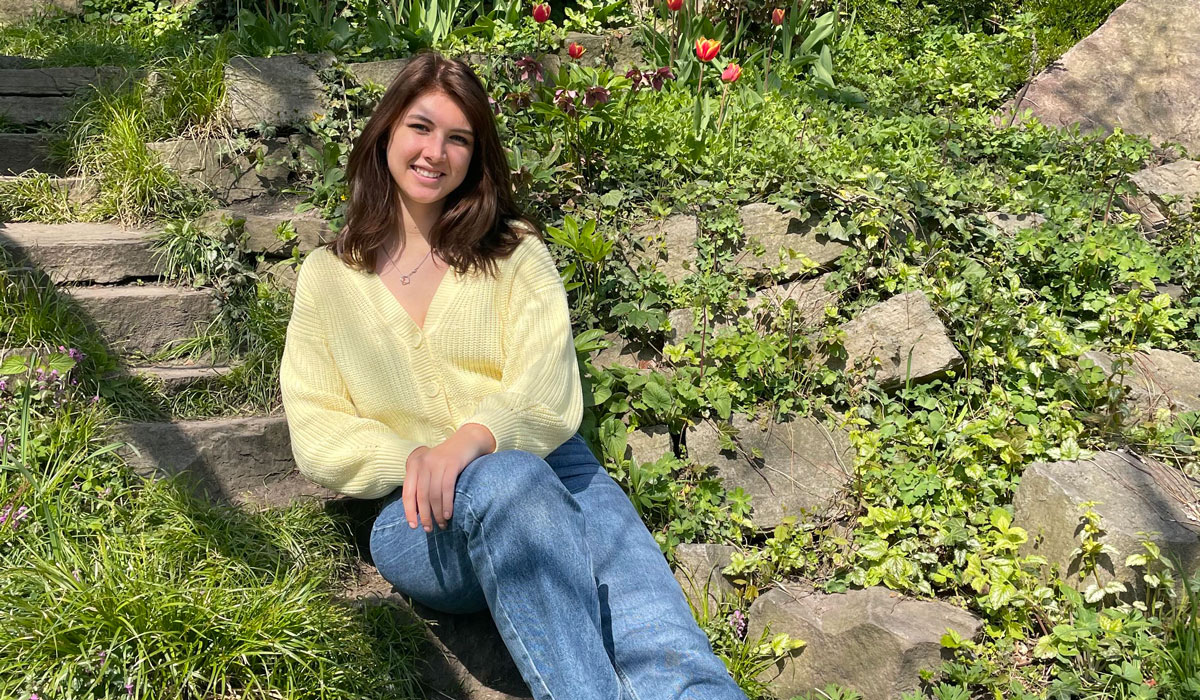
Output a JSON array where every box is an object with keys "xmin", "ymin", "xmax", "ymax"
[{"xmin": 460, "ymin": 237, "xmax": 583, "ymax": 456}]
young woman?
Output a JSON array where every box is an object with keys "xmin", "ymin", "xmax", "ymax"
[{"xmin": 280, "ymin": 49, "xmax": 748, "ymax": 700}]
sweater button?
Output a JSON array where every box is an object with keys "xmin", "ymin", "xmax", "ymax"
[
  {"xmin": 425, "ymin": 382, "xmax": 440, "ymax": 398},
  {"xmin": 410, "ymin": 333, "xmax": 423, "ymax": 349}
]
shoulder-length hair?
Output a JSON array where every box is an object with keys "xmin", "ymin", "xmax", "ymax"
[{"xmin": 332, "ymin": 49, "xmax": 539, "ymax": 276}]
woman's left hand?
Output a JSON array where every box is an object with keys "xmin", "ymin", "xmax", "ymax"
[{"xmin": 404, "ymin": 424, "xmax": 496, "ymax": 532}]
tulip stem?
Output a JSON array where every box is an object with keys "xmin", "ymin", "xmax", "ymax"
[
  {"xmin": 763, "ymin": 31, "xmax": 775, "ymax": 92},
  {"xmin": 715, "ymin": 83, "xmax": 730, "ymax": 135}
]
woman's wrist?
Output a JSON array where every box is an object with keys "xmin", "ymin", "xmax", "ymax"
[{"xmin": 437, "ymin": 423, "xmax": 497, "ymax": 463}]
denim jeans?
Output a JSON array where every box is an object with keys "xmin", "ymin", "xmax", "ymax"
[{"xmin": 369, "ymin": 433, "xmax": 748, "ymax": 700}]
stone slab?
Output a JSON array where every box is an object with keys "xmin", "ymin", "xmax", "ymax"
[
  {"xmin": 1083, "ymin": 348, "xmax": 1200, "ymax": 419},
  {"xmin": 147, "ymin": 137, "xmax": 293, "ymax": 204},
  {"xmin": 65, "ymin": 285, "xmax": 217, "ymax": 357},
  {"xmin": 748, "ymin": 584, "xmax": 982, "ymax": 700},
  {"xmin": 0, "ymin": 132, "xmax": 60, "ymax": 175},
  {"xmin": 119, "ymin": 414, "xmax": 337, "ymax": 508},
  {"xmin": 346, "ymin": 58, "xmax": 410, "ymax": 89},
  {"xmin": 199, "ymin": 195, "xmax": 333, "ymax": 255},
  {"xmin": 225, "ymin": 53, "xmax": 332, "ymax": 130},
  {"xmin": 834, "ymin": 290, "xmax": 963, "ymax": 388},
  {"xmin": 629, "ymin": 214, "xmax": 699, "ymax": 285},
  {"xmin": 0, "ymin": 221, "xmax": 161, "ymax": 283},
  {"xmin": 673, "ymin": 542, "xmax": 738, "ymax": 612},
  {"xmin": 131, "ymin": 364, "xmax": 232, "ymax": 392},
  {"xmin": 686, "ymin": 414, "xmax": 854, "ymax": 529},
  {"xmin": 739, "ymin": 203, "xmax": 847, "ymax": 283},
  {"xmin": 1004, "ymin": 0, "xmax": 1200, "ymax": 154},
  {"xmin": 1013, "ymin": 450, "xmax": 1200, "ymax": 598},
  {"xmin": 1120, "ymin": 159, "xmax": 1200, "ymax": 231}
]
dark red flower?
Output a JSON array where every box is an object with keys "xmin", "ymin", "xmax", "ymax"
[
  {"xmin": 515, "ymin": 55, "xmax": 544, "ymax": 82},
  {"xmin": 583, "ymin": 85, "xmax": 611, "ymax": 107}
]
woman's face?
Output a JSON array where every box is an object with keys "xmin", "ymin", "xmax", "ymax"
[{"xmin": 386, "ymin": 90, "xmax": 475, "ymax": 211}]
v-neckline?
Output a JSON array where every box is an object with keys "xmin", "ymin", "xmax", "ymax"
[{"xmin": 365, "ymin": 263, "xmax": 461, "ymax": 336}]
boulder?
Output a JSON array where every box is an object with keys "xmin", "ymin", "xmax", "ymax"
[
  {"xmin": 739, "ymin": 203, "xmax": 848, "ymax": 283},
  {"xmin": 1119, "ymin": 159, "xmax": 1200, "ymax": 232},
  {"xmin": 1002, "ymin": 0, "xmax": 1200, "ymax": 154},
  {"xmin": 748, "ymin": 584, "xmax": 982, "ymax": 700},
  {"xmin": 225, "ymin": 53, "xmax": 333, "ymax": 130},
  {"xmin": 834, "ymin": 291, "xmax": 962, "ymax": 388},
  {"xmin": 1013, "ymin": 450, "xmax": 1200, "ymax": 597},
  {"xmin": 629, "ymin": 214, "xmax": 699, "ymax": 285},
  {"xmin": 685, "ymin": 413, "xmax": 854, "ymax": 529},
  {"xmin": 672, "ymin": 543, "xmax": 738, "ymax": 612},
  {"xmin": 118, "ymin": 415, "xmax": 338, "ymax": 508},
  {"xmin": 1083, "ymin": 348, "xmax": 1200, "ymax": 419},
  {"xmin": 146, "ymin": 137, "xmax": 294, "ymax": 203}
]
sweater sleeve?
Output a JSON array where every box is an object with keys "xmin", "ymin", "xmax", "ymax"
[
  {"xmin": 280, "ymin": 251, "xmax": 427, "ymax": 499},
  {"xmin": 463, "ymin": 238, "xmax": 583, "ymax": 457}
]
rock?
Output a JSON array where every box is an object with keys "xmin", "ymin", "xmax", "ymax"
[
  {"xmin": 199, "ymin": 195, "xmax": 333, "ymax": 256},
  {"xmin": 739, "ymin": 203, "xmax": 847, "ymax": 283},
  {"xmin": 748, "ymin": 584, "xmax": 982, "ymax": 700},
  {"xmin": 0, "ymin": 0, "xmax": 79, "ymax": 22},
  {"xmin": 0, "ymin": 65, "xmax": 134, "ymax": 125},
  {"xmin": 834, "ymin": 291, "xmax": 962, "ymax": 388},
  {"xmin": 685, "ymin": 413, "xmax": 854, "ymax": 529},
  {"xmin": 118, "ymin": 415, "xmax": 339, "ymax": 508},
  {"xmin": 0, "ymin": 132, "xmax": 61, "ymax": 176},
  {"xmin": 629, "ymin": 214, "xmax": 699, "ymax": 285},
  {"xmin": 1002, "ymin": 0, "xmax": 1200, "ymax": 154},
  {"xmin": 0, "ymin": 221, "xmax": 161, "ymax": 283},
  {"xmin": 1119, "ymin": 160, "xmax": 1200, "ymax": 232},
  {"xmin": 1083, "ymin": 348, "xmax": 1200, "ymax": 419},
  {"xmin": 130, "ymin": 364, "xmax": 233, "ymax": 393},
  {"xmin": 344, "ymin": 566, "xmax": 531, "ymax": 699},
  {"xmin": 65, "ymin": 285, "xmax": 217, "ymax": 357},
  {"xmin": 0, "ymin": 174, "xmax": 101, "ymax": 207},
  {"xmin": 673, "ymin": 543, "xmax": 738, "ymax": 612},
  {"xmin": 985, "ymin": 211, "xmax": 1046, "ymax": 236},
  {"xmin": 147, "ymin": 137, "xmax": 293, "ymax": 203},
  {"xmin": 543, "ymin": 29, "xmax": 644, "ymax": 76},
  {"xmin": 257, "ymin": 258, "xmax": 300, "ymax": 293},
  {"xmin": 744, "ymin": 272, "xmax": 836, "ymax": 330},
  {"xmin": 665, "ymin": 308, "xmax": 695, "ymax": 344},
  {"xmin": 225, "ymin": 53, "xmax": 332, "ymax": 130},
  {"xmin": 1013, "ymin": 450, "xmax": 1200, "ymax": 598},
  {"xmin": 590, "ymin": 332, "xmax": 667, "ymax": 373},
  {"xmin": 345, "ymin": 58, "xmax": 409, "ymax": 89},
  {"xmin": 626, "ymin": 424, "xmax": 673, "ymax": 465}
]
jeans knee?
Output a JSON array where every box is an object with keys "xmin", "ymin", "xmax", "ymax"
[{"xmin": 458, "ymin": 450, "xmax": 573, "ymax": 526}]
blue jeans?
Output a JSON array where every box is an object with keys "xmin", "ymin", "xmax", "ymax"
[{"xmin": 369, "ymin": 433, "xmax": 748, "ymax": 700}]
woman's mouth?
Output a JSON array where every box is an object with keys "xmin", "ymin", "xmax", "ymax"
[{"xmin": 411, "ymin": 165, "xmax": 443, "ymax": 183}]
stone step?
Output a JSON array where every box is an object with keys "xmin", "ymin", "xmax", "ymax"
[
  {"xmin": 64, "ymin": 284, "xmax": 217, "ymax": 357},
  {"xmin": 0, "ymin": 132, "xmax": 63, "ymax": 175},
  {"xmin": 130, "ymin": 363, "xmax": 233, "ymax": 392},
  {"xmin": 0, "ymin": 221, "xmax": 162, "ymax": 283},
  {"xmin": 117, "ymin": 413, "xmax": 338, "ymax": 508},
  {"xmin": 0, "ymin": 66, "xmax": 136, "ymax": 125},
  {"xmin": 340, "ymin": 564, "xmax": 530, "ymax": 700},
  {"xmin": 197, "ymin": 194, "xmax": 333, "ymax": 255},
  {"xmin": 0, "ymin": 173, "xmax": 100, "ymax": 206}
]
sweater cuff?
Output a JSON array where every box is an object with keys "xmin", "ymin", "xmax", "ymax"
[{"xmin": 464, "ymin": 407, "xmax": 522, "ymax": 455}]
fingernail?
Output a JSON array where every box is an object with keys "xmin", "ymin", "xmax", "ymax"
[
  {"xmin": 424, "ymin": 526, "xmax": 432, "ymax": 532},
  {"xmin": 444, "ymin": 512, "xmax": 450, "ymax": 519},
  {"xmin": 409, "ymin": 521, "xmax": 416, "ymax": 528}
]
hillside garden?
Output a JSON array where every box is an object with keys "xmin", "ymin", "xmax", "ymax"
[{"xmin": 1, "ymin": 0, "xmax": 1198, "ymax": 697}]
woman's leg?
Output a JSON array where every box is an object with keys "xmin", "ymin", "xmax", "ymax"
[
  {"xmin": 544, "ymin": 435, "xmax": 750, "ymax": 700},
  {"xmin": 369, "ymin": 448, "xmax": 623, "ymax": 700}
]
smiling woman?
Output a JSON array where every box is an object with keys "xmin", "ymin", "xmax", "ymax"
[{"xmin": 278, "ymin": 50, "xmax": 749, "ymax": 700}]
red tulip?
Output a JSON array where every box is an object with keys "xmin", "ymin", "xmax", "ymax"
[
  {"xmin": 694, "ymin": 37, "xmax": 720, "ymax": 62},
  {"xmin": 666, "ymin": 0, "xmax": 683, "ymax": 10},
  {"xmin": 567, "ymin": 42, "xmax": 585, "ymax": 59},
  {"xmin": 771, "ymin": 7, "xmax": 785, "ymax": 25},
  {"xmin": 721, "ymin": 63, "xmax": 741, "ymax": 82},
  {"xmin": 532, "ymin": 2, "xmax": 550, "ymax": 23}
]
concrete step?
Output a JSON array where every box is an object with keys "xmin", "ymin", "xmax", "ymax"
[
  {"xmin": 0, "ymin": 221, "xmax": 162, "ymax": 283},
  {"xmin": 117, "ymin": 413, "xmax": 338, "ymax": 508},
  {"xmin": 341, "ymin": 564, "xmax": 530, "ymax": 700},
  {"xmin": 65, "ymin": 284, "xmax": 217, "ymax": 357},
  {"xmin": 0, "ymin": 133, "xmax": 63, "ymax": 175}
]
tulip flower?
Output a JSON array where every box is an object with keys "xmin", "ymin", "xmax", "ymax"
[
  {"xmin": 771, "ymin": 7, "xmax": 784, "ymax": 25},
  {"xmin": 694, "ymin": 37, "xmax": 720, "ymax": 62},
  {"xmin": 532, "ymin": 2, "xmax": 550, "ymax": 23},
  {"xmin": 721, "ymin": 63, "xmax": 741, "ymax": 82},
  {"xmin": 568, "ymin": 42, "xmax": 585, "ymax": 59},
  {"xmin": 666, "ymin": 0, "xmax": 682, "ymax": 10}
]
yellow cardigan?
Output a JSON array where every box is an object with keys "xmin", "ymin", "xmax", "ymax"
[{"xmin": 279, "ymin": 234, "xmax": 583, "ymax": 499}]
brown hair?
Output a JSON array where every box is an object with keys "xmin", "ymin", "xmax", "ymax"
[{"xmin": 332, "ymin": 49, "xmax": 538, "ymax": 276}]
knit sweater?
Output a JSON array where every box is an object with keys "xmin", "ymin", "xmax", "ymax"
[{"xmin": 279, "ymin": 234, "xmax": 583, "ymax": 499}]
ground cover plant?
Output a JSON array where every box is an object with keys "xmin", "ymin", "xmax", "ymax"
[{"xmin": 2, "ymin": 0, "xmax": 1198, "ymax": 697}]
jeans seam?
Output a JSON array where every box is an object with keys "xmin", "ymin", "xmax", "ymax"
[
  {"xmin": 462, "ymin": 496, "xmax": 555, "ymax": 699},
  {"xmin": 612, "ymin": 660, "xmax": 644, "ymax": 700}
]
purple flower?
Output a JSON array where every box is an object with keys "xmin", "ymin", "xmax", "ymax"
[
  {"xmin": 125, "ymin": 682, "xmax": 134, "ymax": 694},
  {"xmin": 583, "ymin": 85, "xmax": 611, "ymax": 108},
  {"xmin": 554, "ymin": 89, "xmax": 578, "ymax": 117},
  {"xmin": 729, "ymin": 609, "xmax": 747, "ymax": 640},
  {"xmin": 31, "ymin": 693, "xmax": 40, "ymax": 700},
  {"xmin": 506, "ymin": 91, "xmax": 532, "ymax": 111},
  {"xmin": 515, "ymin": 56, "xmax": 544, "ymax": 83},
  {"xmin": 488, "ymin": 95, "xmax": 501, "ymax": 116}
]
